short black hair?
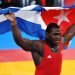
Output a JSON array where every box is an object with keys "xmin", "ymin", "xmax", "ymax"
[{"xmin": 46, "ymin": 23, "xmax": 59, "ymax": 33}]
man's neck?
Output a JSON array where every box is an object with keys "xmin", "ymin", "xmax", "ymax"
[{"xmin": 45, "ymin": 40, "xmax": 59, "ymax": 53}]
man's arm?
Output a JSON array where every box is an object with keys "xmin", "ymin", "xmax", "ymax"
[
  {"xmin": 62, "ymin": 24, "xmax": 75, "ymax": 48},
  {"xmin": 4, "ymin": 13, "xmax": 41, "ymax": 52}
]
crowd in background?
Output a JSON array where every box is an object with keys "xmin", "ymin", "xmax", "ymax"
[{"xmin": 0, "ymin": 0, "xmax": 75, "ymax": 8}]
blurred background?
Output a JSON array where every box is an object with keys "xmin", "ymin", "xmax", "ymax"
[{"xmin": 0, "ymin": 0, "xmax": 75, "ymax": 8}]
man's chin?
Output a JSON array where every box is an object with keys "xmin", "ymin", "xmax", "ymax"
[{"xmin": 55, "ymin": 41, "xmax": 59, "ymax": 45}]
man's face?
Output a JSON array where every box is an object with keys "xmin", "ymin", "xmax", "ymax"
[{"xmin": 46, "ymin": 28, "xmax": 61, "ymax": 45}]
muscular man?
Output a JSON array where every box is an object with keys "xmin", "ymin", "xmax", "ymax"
[{"xmin": 4, "ymin": 13, "xmax": 75, "ymax": 75}]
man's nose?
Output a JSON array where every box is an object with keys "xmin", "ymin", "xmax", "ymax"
[{"xmin": 56, "ymin": 35, "xmax": 61, "ymax": 39}]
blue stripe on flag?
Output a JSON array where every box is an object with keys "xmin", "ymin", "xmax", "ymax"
[
  {"xmin": 0, "ymin": 5, "xmax": 46, "ymax": 40},
  {"xmin": 0, "ymin": 7, "xmax": 20, "ymax": 14},
  {"xmin": 0, "ymin": 17, "xmax": 45, "ymax": 39}
]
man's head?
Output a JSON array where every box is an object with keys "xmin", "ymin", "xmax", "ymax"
[{"xmin": 46, "ymin": 23, "xmax": 61, "ymax": 46}]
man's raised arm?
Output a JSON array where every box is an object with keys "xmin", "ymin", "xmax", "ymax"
[
  {"xmin": 62, "ymin": 24, "xmax": 75, "ymax": 48},
  {"xmin": 4, "ymin": 13, "xmax": 37, "ymax": 52}
]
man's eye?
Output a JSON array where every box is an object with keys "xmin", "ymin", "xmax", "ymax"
[
  {"xmin": 54, "ymin": 33, "xmax": 58, "ymax": 35},
  {"xmin": 54, "ymin": 33, "xmax": 61, "ymax": 35}
]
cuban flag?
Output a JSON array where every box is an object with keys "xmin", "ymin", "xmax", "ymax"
[
  {"xmin": 0, "ymin": 5, "xmax": 46, "ymax": 40},
  {"xmin": 0, "ymin": 5, "xmax": 75, "ymax": 75},
  {"xmin": 0, "ymin": 5, "xmax": 75, "ymax": 39}
]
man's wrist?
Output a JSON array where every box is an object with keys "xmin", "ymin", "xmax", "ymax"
[{"xmin": 11, "ymin": 19, "xmax": 17, "ymax": 25}]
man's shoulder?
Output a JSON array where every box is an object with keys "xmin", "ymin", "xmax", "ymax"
[
  {"xmin": 32, "ymin": 40, "xmax": 45, "ymax": 45},
  {"xmin": 31, "ymin": 40, "xmax": 45, "ymax": 50}
]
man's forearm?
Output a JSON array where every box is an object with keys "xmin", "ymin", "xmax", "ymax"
[
  {"xmin": 63, "ymin": 24, "xmax": 75, "ymax": 45},
  {"xmin": 4, "ymin": 13, "xmax": 24, "ymax": 45},
  {"xmin": 64, "ymin": 33, "xmax": 75, "ymax": 44},
  {"xmin": 11, "ymin": 20, "xmax": 23, "ymax": 43}
]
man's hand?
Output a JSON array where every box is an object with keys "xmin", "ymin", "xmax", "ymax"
[
  {"xmin": 4, "ymin": 13, "xmax": 17, "ymax": 25},
  {"xmin": 4, "ymin": 13, "xmax": 15, "ymax": 21}
]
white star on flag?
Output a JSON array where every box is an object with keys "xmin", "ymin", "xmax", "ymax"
[
  {"xmin": 54, "ymin": 10, "xmax": 70, "ymax": 25},
  {"xmin": 47, "ymin": 55, "xmax": 52, "ymax": 59}
]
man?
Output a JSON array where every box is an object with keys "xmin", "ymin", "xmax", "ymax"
[{"xmin": 4, "ymin": 13, "xmax": 75, "ymax": 75}]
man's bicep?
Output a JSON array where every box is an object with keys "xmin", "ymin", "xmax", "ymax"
[
  {"xmin": 61, "ymin": 37, "xmax": 69, "ymax": 49},
  {"xmin": 62, "ymin": 33, "xmax": 74, "ymax": 49},
  {"xmin": 16, "ymin": 37, "xmax": 43, "ymax": 54},
  {"xmin": 20, "ymin": 39, "xmax": 40, "ymax": 53},
  {"xmin": 16, "ymin": 38, "xmax": 34, "ymax": 51}
]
